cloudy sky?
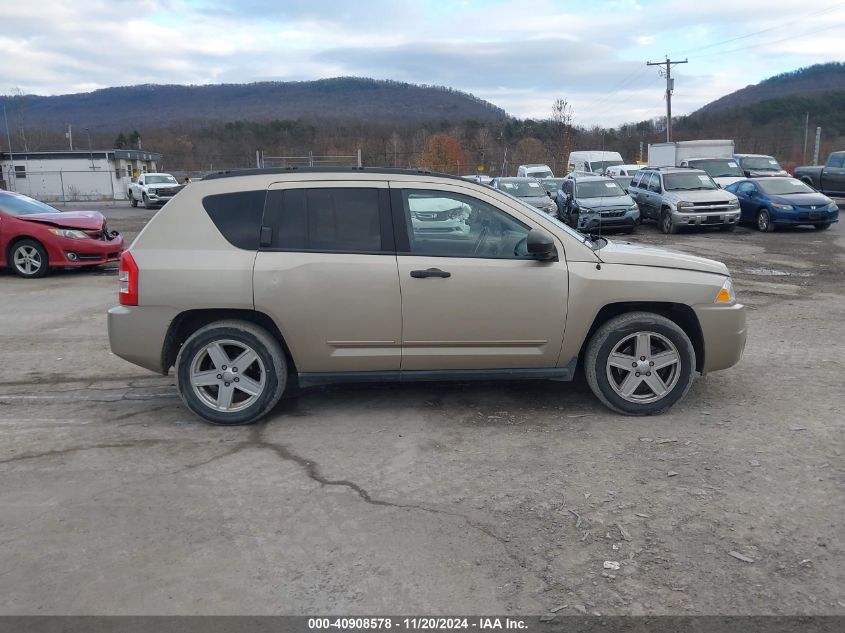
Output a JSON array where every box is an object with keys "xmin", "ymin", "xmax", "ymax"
[{"xmin": 3, "ymin": 0, "xmax": 844, "ymax": 126}]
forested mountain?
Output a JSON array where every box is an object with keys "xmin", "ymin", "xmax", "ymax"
[
  {"xmin": 698, "ymin": 62, "xmax": 845, "ymax": 113},
  {"xmin": 0, "ymin": 77, "xmax": 507, "ymax": 131}
]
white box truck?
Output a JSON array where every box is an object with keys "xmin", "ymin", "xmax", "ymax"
[{"xmin": 648, "ymin": 140, "xmax": 744, "ymax": 187}]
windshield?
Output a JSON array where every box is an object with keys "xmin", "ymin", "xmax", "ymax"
[
  {"xmin": 497, "ymin": 180, "xmax": 545, "ymax": 197},
  {"xmin": 687, "ymin": 159, "xmax": 743, "ymax": 179},
  {"xmin": 577, "ymin": 180, "xmax": 625, "ymax": 198},
  {"xmin": 742, "ymin": 156, "xmax": 782, "ymax": 171},
  {"xmin": 540, "ymin": 178, "xmax": 566, "ymax": 191},
  {"xmin": 756, "ymin": 178, "xmax": 815, "ymax": 196},
  {"xmin": 146, "ymin": 175, "xmax": 178, "ymax": 184},
  {"xmin": 526, "ymin": 170, "xmax": 553, "ymax": 179},
  {"xmin": 0, "ymin": 193, "xmax": 60, "ymax": 216},
  {"xmin": 588, "ymin": 160, "xmax": 623, "ymax": 174},
  {"xmin": 664, "ymin": 172, "xmax": 718, "ymax": 191}
]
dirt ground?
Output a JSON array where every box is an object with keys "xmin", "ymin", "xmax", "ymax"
[{"xmin": 0, "ymin": 201, "xmax": 843, "ymax": 615}]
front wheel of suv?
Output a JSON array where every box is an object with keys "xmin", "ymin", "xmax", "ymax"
[
  {"xmin": 660, "ymin": 209, "xmax": 679, "ymax": 234},
  {"xmin": 175, "ymin": 320, "xmax": 287, "ymax": 425},
  {"xmin": 584, "ymin": 312, "xmax": 696, "ymax": 416}
]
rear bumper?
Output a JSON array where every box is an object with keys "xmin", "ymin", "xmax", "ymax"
[
  {"xmin": 108, "ymin": 305, "xmax": 180, "ymax": 373},
  {"xmin": 693, "ymin": 302, "xmax": 747, "ymax": 373}
]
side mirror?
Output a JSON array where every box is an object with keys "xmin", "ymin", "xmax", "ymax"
[{"xmin": 527, "ymin": 229, "xmax": 558, "ymax": 262}]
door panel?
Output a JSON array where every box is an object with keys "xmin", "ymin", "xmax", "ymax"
[
  {"xmin": 391, "ymin": 183, "xmax": 569, "ymax": 371},
  {"xmin": 253, "ymin": 181, "xmax": 401, "ymax": 373}
]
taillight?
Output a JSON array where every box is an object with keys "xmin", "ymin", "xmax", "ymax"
[{"xmin": 119, "ymin": 251, "xmax": 139, "ymax": 306}]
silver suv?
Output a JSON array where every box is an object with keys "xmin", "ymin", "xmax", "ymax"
[
  {"xmin": 108, "ymin": 168, "xmax": 746, "ymax": 425},
  {"xmin": 628, "ymin": 167, "xmax": 740, "ymax": 234}
]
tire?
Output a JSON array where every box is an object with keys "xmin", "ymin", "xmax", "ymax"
[
  {"xmin": 660, "ymin": 209, "xmax": 679, "ymax": 234},
  {"xmin": 130, "ymin": 192, "xmax": 138, "ymax": 207},
  {"xmin": 814, "ymin": 223, "xmax": 831, "ymax": 230},
  {"xmin": 143, "ymin": 193, "xmax": 152, "ymax": 210},
  {"xmin": 9, "ymin": 239, "xmax": 49, "ymax": 278},
  {"xmin": 175, "ymin": 320, "xmax": 287, "ymax": 425},
  {"xmin": 584, "ymin": 312, "xmax": 696, "ymax": 416},
  {"xmin": 757, "ymin": 209, "xmax": 775, "ymax": 232}
]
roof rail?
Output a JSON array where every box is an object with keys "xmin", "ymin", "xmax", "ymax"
[{"xmin": 200, "ymin": 166, "xmax": 464, "ymax": 181}]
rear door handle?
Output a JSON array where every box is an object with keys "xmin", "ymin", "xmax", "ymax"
[{"xmin": 410, "ymin": 268, "xmax": 451, "ymax": 279}]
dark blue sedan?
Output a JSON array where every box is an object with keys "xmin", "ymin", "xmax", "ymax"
[{"xmin": 725, "ymin": 177, "xmax": 839, "ymax": 231}]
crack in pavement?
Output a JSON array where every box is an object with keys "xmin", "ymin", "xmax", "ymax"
[
  {"xmin": 179, "ymin": 423, "xmax": 528, "ymax": 570},
  {"xmin": 0, "ymin": 440, "xmax": 165, "ymax": 465}
]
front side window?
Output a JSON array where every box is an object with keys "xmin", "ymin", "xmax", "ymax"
[
  {"xmin": 400, "ymin": 189, "xmax": 531, "ymax": 259},
  {"xmin": 263, "ymin": 187, "xmax": 385, "ymax": 253},
  {"xmin": 827, "ymin": 154, "xmax": 845, "ymax": 168}
]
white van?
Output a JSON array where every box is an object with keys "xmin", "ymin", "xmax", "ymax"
[
  {"xmin": 567, "ymin": 151, "xmax": 624, "ymax": 175},
  {"xmin": 517, "ymin": 164, "xmax": 554, "ymax": 179}
]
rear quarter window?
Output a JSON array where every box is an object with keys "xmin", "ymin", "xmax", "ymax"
[{"xmin": 202, "ymin": 190, "xmax": 267, "ymax": 250}]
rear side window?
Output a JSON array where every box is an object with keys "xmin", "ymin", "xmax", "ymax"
[
  {"xmin": 262, "ymin": 187, "xmax": 390, "ymax": 253},
  {"xmin": 203, "ymin": 190, "xmax": 266, "ymax": 250}
]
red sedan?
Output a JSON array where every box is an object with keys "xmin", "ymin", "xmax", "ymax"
[{"xmin": 0, "ymin": 191, "xmax": 124, "ymax": 278}]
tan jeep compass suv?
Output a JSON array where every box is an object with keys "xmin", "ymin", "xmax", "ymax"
[{"xmin": 108, "ymin": 168, "xmax": 746, "ymax": 425}]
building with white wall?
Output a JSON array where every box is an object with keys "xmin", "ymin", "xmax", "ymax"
[{"xmin": 0, "ymin": 149, "xmax": 162, "ymax": 201}]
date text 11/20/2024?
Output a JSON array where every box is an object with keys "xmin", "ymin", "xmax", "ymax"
[{"xmin": 308, "ymin": 617, "xmax": 527, "ymax": 630}]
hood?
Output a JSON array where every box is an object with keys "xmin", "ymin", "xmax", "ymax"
[
  {"xmin": 713, "ymin": 176, "xmax": 744, "ymax": 187},
  {"xmin": 578, "ymin": 195, "xmax": 634, "ymax": 209},
  {"xmin": 18, "ymin": 210, "xmax": 105, "ymax": 230},
  {"xmin": 521, "ymin": 195, "xmax": 555, "ymax": 208},
  {"xmin": 597, "ymin": 240, "xmax": 728, "ymax": 275},
  {"xmin": 770, "ymin": 192, "xmax": 832, "ymax": 207},
  {"xmin": 669, "ymin": 189, "xmax": 737, "ymax": 204}
]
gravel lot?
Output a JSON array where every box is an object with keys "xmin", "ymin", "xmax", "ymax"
[{"xmin": 0, "ymin": 201, "xmax": 843, "ymax": 615}]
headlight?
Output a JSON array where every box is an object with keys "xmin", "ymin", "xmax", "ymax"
[
  {"xmin": 677, "ymin": 201, "xmax": 694, "ymax": 209},
  {"xmin": 48, "ymin": 228, "xmax": 89, "ymax": 239},
  {"xmin": 827, "ymin": 202, "xmax": 839, "ymax": 211},
  {"xmin": 628, "ymin": 204, "xmax": 639, "ymax": 213},
  {"xmin": 772, "ymin": 202, "xmax": 793, "ymax": 211},
  {"xmin": 578, "ymin": 206, "xmax": 594, "ymax": 213},
  {"xmin": 727, "ymin": 199, "xmax": 740, "ymax": 209},
  {"xmin": 715, "ymin": 278, "xmax": 736, "ymax": 304}
]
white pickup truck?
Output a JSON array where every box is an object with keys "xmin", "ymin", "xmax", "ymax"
[{"xmin": 127, "ymin": 173, "xmax": 184, "ymax": 208}]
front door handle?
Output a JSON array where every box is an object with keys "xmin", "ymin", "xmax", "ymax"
[{"xmin": 410, "ymin": 268, "xmax": 451, "ymax": 279}]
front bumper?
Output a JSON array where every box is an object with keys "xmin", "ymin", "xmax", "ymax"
[
  {"xmin": 693, "ymin": 302, "xmax": 747, "ymax": 373},
  {"xmin": 108, "ymin": 305, "xmax": 181, "ymax": 373},
  {"xmin": 577, "ymin": 210, "xmax": 639, "ymax": 231},
  {"xmin": 145, "ymin": 194, "xmax": 176, "ymax": 206},
  {"xmin": 672, "ymin": 209, "xmax": 740, "ymax": 227},
  {"xmin": 50, "ymin": 233, "xmax": 124, "ymax": 267},
  {"xmin": 773, "ymin": 209, "xmax": 839, "ymax": 225}
]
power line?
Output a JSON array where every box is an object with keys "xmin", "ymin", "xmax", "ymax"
[
  {"xmin": 693, "ymin": 19, "xmax": 845, "ymax": 59},
  {"xmin": 677, "ymin": 3, "xmax": 844, "ymax": 55}
]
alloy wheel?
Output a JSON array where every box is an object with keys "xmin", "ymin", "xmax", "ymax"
[
  {"xmin": 13, "ymin": 245, "xmax": 43, "ymax": 276},
  {"xmin": 605, "ymin": 331, "xmax": 681, "ymax": 404},
  {"xmin": 757, "ymin": 210, "xmax": 770, "ymax": 231},
  {"xmin": 189, "ymin": 339, "xmax": 266, "ymax": 412}
]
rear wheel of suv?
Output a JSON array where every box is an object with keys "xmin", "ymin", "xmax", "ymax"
[
  {"xmin": 175, "ymin": 320, "xmax": 287, "ymax": 425},
  {"xmin": 660, "ymin": 209, "xmax": 679, "ymax": 234},
  {"xmin": 584, "ymin": 312, "xmax": 696, "ymax": 416}
]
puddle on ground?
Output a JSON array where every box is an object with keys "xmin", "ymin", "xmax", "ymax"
[{"xmin": 743, "ymin": 267, "xmax": 813, "ymax": 278}]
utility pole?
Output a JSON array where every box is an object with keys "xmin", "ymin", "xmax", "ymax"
[
  {"xmin": 66, "ymin": 124, "xmax": 73, "ymax": 150},
  {"xmin": 85, "ymin": 127, "xmax": 94, "ymax": 170},
  {"xmin": 647, "ymin": 56, "xmax": 687, "ymax": 142},
  {"xmin": 2, "ymin": 103, "xmax": 14, "ymax": 189},
  {"xmin": 813, "ymin": 127, "xmax": 821, "ymax": 165}
]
